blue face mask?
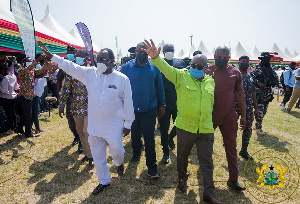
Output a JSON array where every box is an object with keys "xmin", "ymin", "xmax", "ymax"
[
  {"xmin": 35, "ymin": 65, "xmax": 42, "ymax": 70},
  {"xmin": 67, "ymin": 54, "xmax": 75, "ymax": 61},
  {"xmin": 15, "ymin": 69, "xmax": 19, "ymax": 73},
  {"xmin": 189, "ymin": 67, "xmax": 205, "ymax": 79},
  {"xmin": 75, "ymin": 57, "xmax": 85, "ymax": 65}
]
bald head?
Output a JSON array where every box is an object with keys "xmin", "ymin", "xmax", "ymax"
[{"xmin": 192, "ymin": 54, "xmax": 208, "ymax": 67}]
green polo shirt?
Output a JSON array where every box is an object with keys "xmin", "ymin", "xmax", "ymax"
[{"xmin": 151, "ymin": 56, "xmax": 215, "ymax": 134}]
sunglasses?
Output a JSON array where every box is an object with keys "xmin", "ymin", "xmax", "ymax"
[{"xmin": 191, "ymin": 64, "xmax": 205, "ymax": 70}]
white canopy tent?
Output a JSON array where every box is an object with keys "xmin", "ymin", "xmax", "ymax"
[
  {"xmin": 269, "ymin": 43, "xmax": 287, "ymax": 60},
  {"xmin": 283, "ymin": 47, "xmax": 294, "ymax": 60},
  {"xmin": 251, "ymin": 46, "xmax": 261, "ymax": 59},
  {"xmin": 231, "ymin": 42, "xmax": 251, "ymax": 60},
  {"xmin": 293, "ymin": 50, "xmax": 298, "ymax": 57},
  {"xmin": 198, "ymin": 41, "xmax": 213, "ymax": 59},
  {"xmin": 69, "ymin": 28, "xmax": 100, "ymax": 52}
]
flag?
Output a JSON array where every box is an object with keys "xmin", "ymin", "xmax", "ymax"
[
  {"xmin": 76, "ymin": 22, "xmax": 95, "ymax": 66},
  {"xmin": 10, "ymin": 0, "xmax": 36, "ymax": 60}
]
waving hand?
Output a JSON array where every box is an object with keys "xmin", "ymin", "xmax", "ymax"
[{"xmin": 142, "ymin": 39, "xmax": 161, "ymax": 59}]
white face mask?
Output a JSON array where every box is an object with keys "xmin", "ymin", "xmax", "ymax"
[
  {"xmin": 26, "ymin": 62, "xmax": 32, "ymax": 67},
  {"xmin": 35, "ymin": 64, "xmax": 42, "ymax": 70},
  {"xmin": 97, "ymin": 63, "xmax": 108, "ymax": 74},
  {"xmin": 164, "ymin": 52, "xmax": 174, "ymax": 60}
]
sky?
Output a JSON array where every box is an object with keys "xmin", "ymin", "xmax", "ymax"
[{"xmin": 13, "ymin": 0, "xmax": 300, "ymax": 57}]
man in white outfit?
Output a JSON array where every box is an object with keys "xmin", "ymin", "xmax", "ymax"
[{"xmin": 38, "ymin": 42, "xmax": 135, "ymax": 195}]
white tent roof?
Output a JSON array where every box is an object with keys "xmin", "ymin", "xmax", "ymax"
[
  {"xmin": 198, "ymin": 41, "xmax": 213, "ymax": 59},
  {"xmin": 293, "ymin": 50, "xmax": 298, "ymax": 57},
  {"xmin": 212, "ymin": 47, "xmax": 216, "ymax": 56},
  {"xmin": 177, "ymin": 49, "xmax": 185, "ymax": 58},
  {"xmin": 283, "ymin": 47, "xmax": 293, "ymax": 60},
  {"xmin": 189, "ymin": 44, "xmax": 196, "ymax": 56},
  {"xmin": 0, "ymin": 0, "xmax": 74, "ymax": 45},
  {"xmin": 40, "ymin": 5, "xmax": 83, "ymax": 46},
  {"xmin": 251, "ymin": 46, "xmax": 261, "ymax": 59},
  {"xmin": 231, "ymin": 42, "xmax": 251, "ymax": 60},
  {"xmin": 269, "ymin": 43, "xmax": 287, "ymax": 59}
]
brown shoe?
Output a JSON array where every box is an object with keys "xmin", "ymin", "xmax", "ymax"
[
  {"xmin": 92, "ymin": 184, "xmax": 110, "ymax": 195},
  {"xmin": 203, "ymin": 195, "xmax": 222, "ymax": 204},
  {"xmin": 116, "ymin": 164, "xmax": 124, "ymax": 177},
  {"xmin": 178, "ymin": 179, "xmax": 187, "ymax": 192},
  {"xmin": 35, "ymin": 129, "xmax": 44, "ymax": 134}
]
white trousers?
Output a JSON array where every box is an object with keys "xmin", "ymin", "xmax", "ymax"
[{"xmin": 88, "ymin": 135, "xmax": 125, "ymax": 185}]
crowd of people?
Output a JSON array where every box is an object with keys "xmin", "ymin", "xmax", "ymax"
[{"xmin": 0, "ymin": 38, "xmax": 299, "ymax": 204}]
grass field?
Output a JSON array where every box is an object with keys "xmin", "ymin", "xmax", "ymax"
[{"xmin": 0, "ymin": 96, "xmax": 299, "ymax": 204}]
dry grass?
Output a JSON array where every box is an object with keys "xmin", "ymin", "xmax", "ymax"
[{"xmin": 0, "ymin": 96, "xmax": 299, "ymax": 204}]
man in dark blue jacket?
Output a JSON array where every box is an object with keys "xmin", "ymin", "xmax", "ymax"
[
  {"xmin": 159, "ymin": 43, "xmax": 185, "ymax": 164},
  {"xmin": 121, "ymin": 42, "xmax": 166, "ymax": 178}
]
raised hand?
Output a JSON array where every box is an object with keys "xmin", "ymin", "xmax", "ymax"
[
  {"xmin": 38, "ymin": 41, "xmax": 53, "ymax": 59},
  {"xmin": 142, "ymin": 39, "xmax": 161, "ymax": 59}
]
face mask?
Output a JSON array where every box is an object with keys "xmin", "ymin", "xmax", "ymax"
[
  {"xmin": 189, "ymin": 67, "xmax": 205, "ymax": 79},
  {"xmin": 35, "ymin": 65, "xmax": 42, "ymax": 70},
  {"xmin": 66, "ymin": 54, "xmax": 75, "ymax": 61},
  {"xmin": 75, "ymin": 57, "xmax": 85, "ymax": 65},
  {"xmin": 164, "ymin": 52, "xmax": 174, "ymax": 61},
  {"xmin": 239, "ymin": 63, "xmax": 249, "ymax": 71},
  {"xmin": 15, "ymin": 69, "xmax": 19, "ymax": 73},
  {"xmin": 215, "ymin": 58, "xmax": 228, "ymax": 69},
  {"xmin": 25, "ymin": 62, "xmax": 32, "ymax": 67},
  {"xmin": 137, "ymin": 53, "xmax": 148, "ymax": 63},
  {"xmin": 260, "ymin": 57, "xmax": 270, "ymax": 65},
  {"xmin": 96, "ymin": 59, "xmax": 112, "ymax": 74}
]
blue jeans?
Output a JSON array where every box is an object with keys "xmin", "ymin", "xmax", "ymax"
[{"xmin": 32, "ymin": 96, "xmax": 41, "ymax": 130}]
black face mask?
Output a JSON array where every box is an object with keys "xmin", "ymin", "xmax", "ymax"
[
  {"xmin": 260, "ymin": 57, "xmax": 271, "ymax": 65},
  {"xmin": 239, "ymin": 63, "xmax": 249, "ymax": 71},
  {"xmin": 215, "ymin": 58, "xmax": 228, "ymax": 69},
  {"xmin": 137, "ymin": 53, "xmax": 148, "ymax": 63}
]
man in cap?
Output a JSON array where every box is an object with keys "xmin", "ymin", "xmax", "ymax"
[
  {"xmin": 38, "ymin": 41, "xmax": 135, "ymax": 195},
  {"xmin": 143, "ymin": 39, "xmax": 221, "ymax": 204},
  {"xmin": 121, "ymin": 42, "xmax": 166, "ymax": 179},
  {"xmin": 252, "ymin": 52, "xmax": 279, "ymax": 135},
  {"xmin": 279, "ymin": 62, "xmax": 296, "ymax": 109},
  {"xmin": 205, "ymin": 46, "xmax": 246, "ymax": 191},
  {"xmin": 159, "ymin": 43, "xmax": 185, "ymax": 163}
]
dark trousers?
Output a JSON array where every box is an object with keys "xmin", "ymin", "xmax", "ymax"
[
  {"xmin": 17, "ymin": 96, "xmax": 33, "ymax": 135},
  {"xmin": 177, "ymin": 128, "xmax": 215, "ymax": 197},
  {"xmin": 1, "ymin": 98, "xmax": 17, "ymax": 130},
  {"xmin": 32, "ymin": 96, "xmax": 41, "ymax": 130},
  {"xmin": 159, "ymin": 108, "xmax": 177, "ymax": 155},
  {"xmin": 131, "ymin": 108, "xmax": 157, "ymax": 168},
  {"xmin": 65, "ymin": 98, "xmax": 79, "ymax": 140},
  {"xmin": 214, "ymin": 111, "xmax": 239, "ymax": 182},
  {"xmin": 282, "ymin": 86, "xmax": 294, "ymax": 105}
]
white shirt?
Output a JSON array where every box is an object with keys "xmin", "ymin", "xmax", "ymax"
[
  {"xmin": 34, "ymin": 78, "xmax": 45, "ymax": 97},
  {"xmin": 0, "ymin": 74, "xmax": 19, "ymax": 99},
  {"xmin": 51, "ymin": 54, "xmax": 135, "ymax": 138}
]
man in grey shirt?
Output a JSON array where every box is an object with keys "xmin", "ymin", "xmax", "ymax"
[{"xmin": 286, "ymin": 67, "xmax": 300, "ymax": 113}]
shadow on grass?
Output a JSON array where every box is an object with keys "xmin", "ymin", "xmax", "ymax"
[
  {"xmin": 0, "ymin": 134, "xmax": 35, "ymax": 156},
  {"xmin": 256, "ymin": 134, "xmax": 291, "ymax": 152},
  {"xmin": 27, "ymin": 145, "xmax": 93, "ymax": 204},
  {"xmin": 289, "ymin": 110, "xmax": 300, "ymax": 119}
]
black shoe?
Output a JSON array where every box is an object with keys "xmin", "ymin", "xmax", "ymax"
[
  {"xmin": 81, "ymin": 156, "xmax": 88, "ymax": 163},
  {"xmin": 88, "ymin": 158, "xmax": 94, "ymax": 166},
  {"xmin": 239, "ymin": 150, "xmax": 253, "ymax": 160},
  {"xmin": 131, "ymin": 154, "xmax": 140, "ymax": 162},
  {"xmin": 227, "ymin": 181, "xmax": 246, "ymax": 191},
  {"xmin": 78, "ymin": 144, "xmax": 83, "ymax": 154},
  {"xmin": 25, "ymin": 133, "xmax": 39, "ymax": 138},
  {"xmin": 203, "ymin": 195, "xmax": 222, "ymax": 204},
  {"xmin": 72, "ymin": 138, "xmax": 79, "ymax": 146},
  {"xmin": 116, "ymin": 164, "xmax": 124, "ymax": 177},
  {"xmin": 16, "ymin": 129, "xmax": 25, "ymax": 135},
  {"xmin": 162, "ymin": 154, "xmax": 169, "ymax": 164},
  {"xmin": 169, "ymin": 139, "xmax": 175, "ymax": 150},
  {"xmin": 178, "ymin": 179, "xmax": 187, "ymax": 192},
  {"xmin": 92, "ymin": 183, "xmax": 110, "ymax": 195},
  {"xmin": 147, "ymin": 166, "xmax": 160, "ymax": 179}
]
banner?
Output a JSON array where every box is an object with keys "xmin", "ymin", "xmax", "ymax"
[
  {"xmin": 76, "ymin": 22, "xmax": 95, "ymax": 66},
  {"xmin": 10, "ymin": 0, "xmax": 36, "ymax": 60}
]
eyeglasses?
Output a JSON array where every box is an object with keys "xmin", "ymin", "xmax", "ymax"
[{"xmin": 191, "ymin": 64, "xmax": 205, "ymax": 70}]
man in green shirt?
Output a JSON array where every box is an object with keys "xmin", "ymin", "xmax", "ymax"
[{"xmin": 143, "ymin": 39, "xmax": 221, "ymax": 204}]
